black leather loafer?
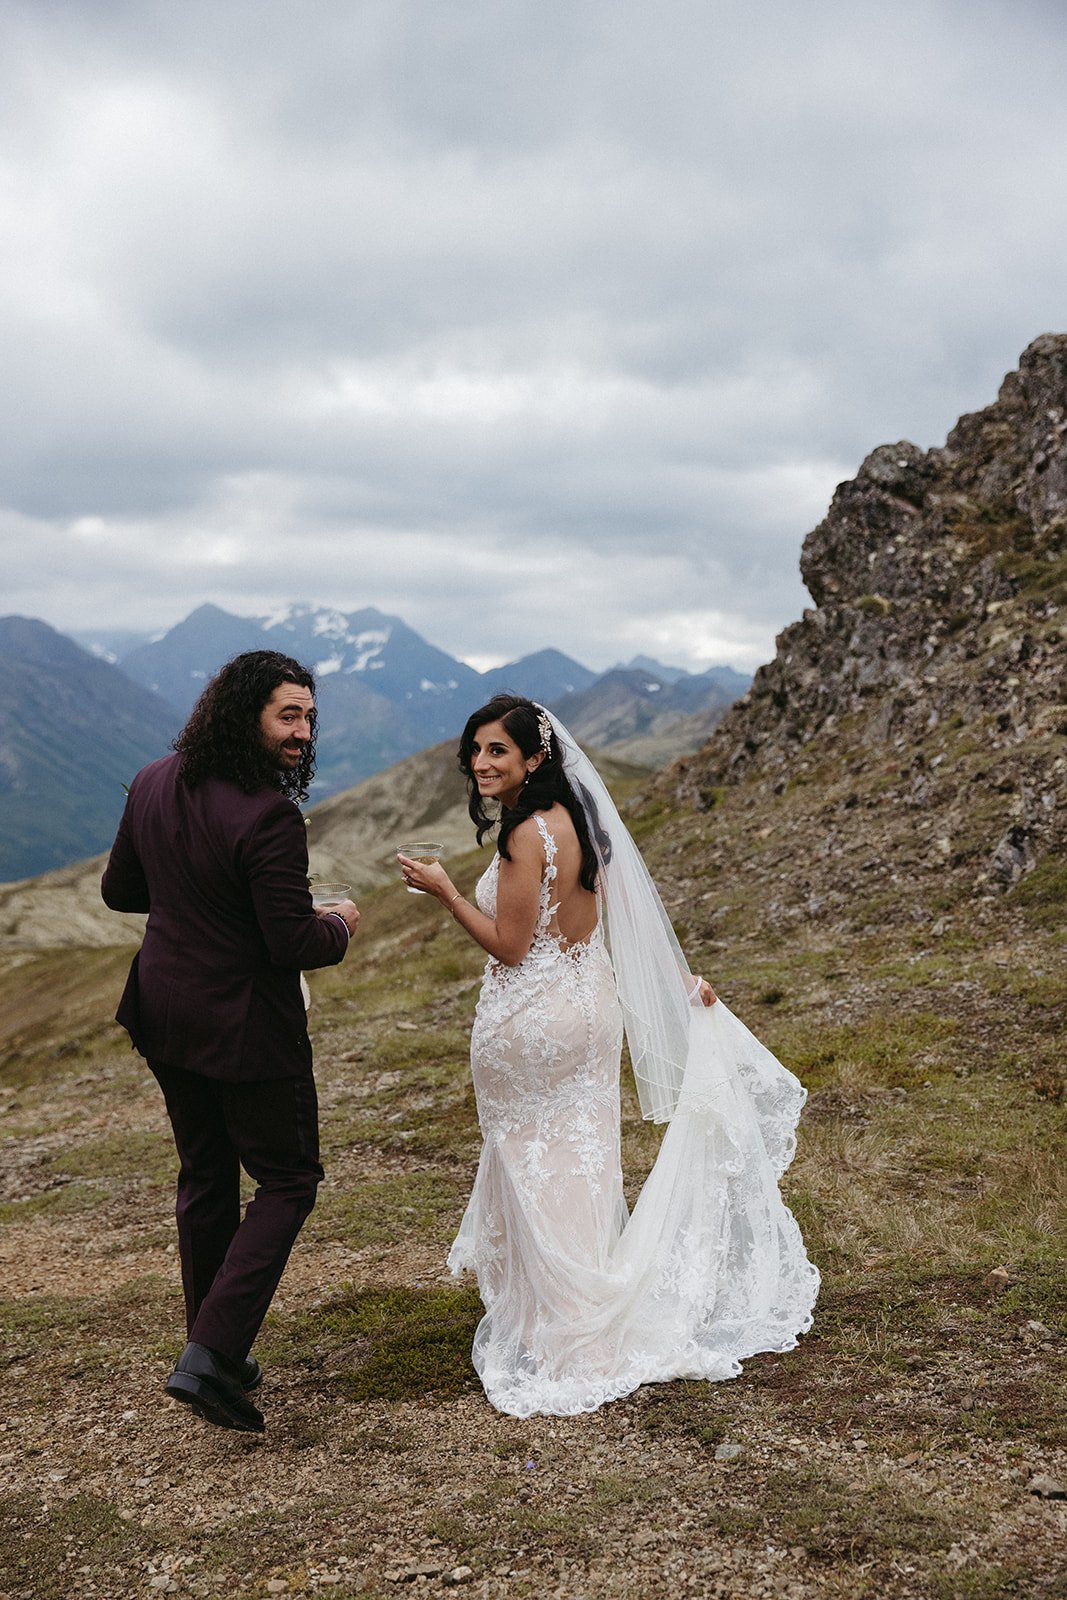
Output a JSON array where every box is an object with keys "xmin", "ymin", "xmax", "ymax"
[
  {"xmin": 240, "ymin": 1355, "xmax": 263, "ymax": 1391},
  {"xmin": 165, "ymin": 1342, "xmax": 265, "ymax": 1432}
]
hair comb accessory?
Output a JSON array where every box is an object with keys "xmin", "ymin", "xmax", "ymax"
[{"xmin": 534, "ymin": 704, "xmax": 553, "ymax": 756}]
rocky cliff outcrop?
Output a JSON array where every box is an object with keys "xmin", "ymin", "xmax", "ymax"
[{"xmin": 654, "ymin": 335, "xmax": 1067, "ymax": 903}]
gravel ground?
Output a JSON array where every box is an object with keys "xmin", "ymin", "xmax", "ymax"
[{"xmin": 2, "ymin": 1007, "xmax": 1065, "ymax": 1600}]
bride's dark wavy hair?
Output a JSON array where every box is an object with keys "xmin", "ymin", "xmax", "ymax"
[
  {"xmin": 174, "ymin": 650, "xmax": 317, "ymax": 801},
  {"xmin": 458, "ymin": 694, "xmax": 605, "ymax": 892}
]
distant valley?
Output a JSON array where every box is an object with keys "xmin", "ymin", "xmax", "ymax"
[
  {"xmin": 0, "ymin": 603, "xmax": 748, "ymax": 882},
  {"xmin": 0, "ymin": 736, "xmax": 654, "ymax": 950}
]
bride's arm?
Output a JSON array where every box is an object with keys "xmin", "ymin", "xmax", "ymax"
[{"xmin": 397, "ymin": 819, "xmax": 544, "ymax": 966}]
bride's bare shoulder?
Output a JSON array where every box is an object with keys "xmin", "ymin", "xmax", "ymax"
[
  {"xmin": 510, "ymin": 805, "xmax": 575, "ymax": 849},
  {"xmin": 538, "ymin": 804, "xmax": 581, "ymax": 849},
  {"xmin": 506, "ymin": 812, "xmax": 552, "ymax": 853},
  {"xmin": 548, "ymin": 801, "xmax": 578, "ymax": 835}
]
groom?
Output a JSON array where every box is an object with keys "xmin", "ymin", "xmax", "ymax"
[{"xmin": 101, "ymin": 650, "xmax": 359, "ymax": 1433}]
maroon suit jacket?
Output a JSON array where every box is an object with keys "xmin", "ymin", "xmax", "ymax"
[{"xmin": 101, "ymin": 753, "xmax": 348, "ymax": 1081}]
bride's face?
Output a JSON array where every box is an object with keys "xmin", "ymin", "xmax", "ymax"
[{"xmin": 470, "ymin": 719, "xmax": 537, "ymax": 809}]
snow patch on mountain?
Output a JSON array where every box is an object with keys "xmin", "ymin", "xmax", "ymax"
[
  {"xmin": 259, "ymin": 605, "xmax": 299, "ymax": 631},
  {"xmin": 311, "ymin": 609, "xmax": 357, "ymax": 641},
  {"xmin": 346, "ymin": 630, "xmax": 390, "ymax": 669}
]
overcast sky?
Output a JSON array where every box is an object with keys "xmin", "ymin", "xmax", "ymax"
[{"xmin": 2, "ymin": 0, "xmax": 1065, "ymax": 673}]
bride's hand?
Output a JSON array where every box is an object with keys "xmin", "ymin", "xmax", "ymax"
[
  {"xmin": 397, "ymin": 853, "xmax": 452, "ymax": 900},
  {"xmin": 691, "ymin": 976, "xmax": 717, "ymax": 1007}
]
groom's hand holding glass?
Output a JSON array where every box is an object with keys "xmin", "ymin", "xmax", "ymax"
[{"xmin": 310, "ymin": 882, "xmax": 360, "ymax": 935}]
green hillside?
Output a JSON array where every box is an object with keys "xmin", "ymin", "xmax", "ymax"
[{"xmin": 0, "ymin": 759, "xmax": 1062, "ymax": 1599}]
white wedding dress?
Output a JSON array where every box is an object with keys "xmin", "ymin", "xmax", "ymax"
[{"xmin": 448, "ymin": 813, "xmax": 819, "ymax": 1418}]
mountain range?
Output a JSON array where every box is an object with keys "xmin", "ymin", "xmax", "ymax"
[
  {"xmin": 0, "ymin": 604, "xmax": 748, "ymax": 882},
  {"xmin": 5, "ymin": 334, "xmax": 1064, "ymax": 933},
  {"xmin": 0, "ymin": 616, "xmax": 183, "ymax": 884}
]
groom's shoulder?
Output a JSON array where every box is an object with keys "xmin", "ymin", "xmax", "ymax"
[
  {"xmin": 197, "ymin": 772, "xmax": 296, "ymax": 826},
  {"xmin": 129, "ymin": 751, "xmax": 181, "ymax": 796}
]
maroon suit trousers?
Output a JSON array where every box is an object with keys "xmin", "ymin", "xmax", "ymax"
[{"xmin": 150, "ymin": 1061, "xmax": 324, "ymax": 1362}]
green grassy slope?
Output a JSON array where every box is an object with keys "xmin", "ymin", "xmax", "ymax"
[{"xmin": 1, "ymin": 756, "xmax": 1063, "ymax": 1598}]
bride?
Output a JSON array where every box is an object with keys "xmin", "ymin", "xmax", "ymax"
[{"xmin": 398, "ymin": 694, "xmax": 818, "ymax": 1418}]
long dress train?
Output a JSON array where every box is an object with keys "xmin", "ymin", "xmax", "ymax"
[{"xmin": 448, "ymin": 814, "xmax": 819, "ymax": 1418}]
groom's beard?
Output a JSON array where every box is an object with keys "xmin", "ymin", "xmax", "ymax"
[
  {"xmin": 256, "ymin": 735, "xmax": 313, "ymax": 794},
  {"xmin": 262, "ymin": 735, "xmax": 306, "ymax": 771}
]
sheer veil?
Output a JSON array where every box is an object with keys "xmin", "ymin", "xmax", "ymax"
[
  {"xmin": 547, "ymin": 708, "xmax": 707, "ymax": 1122},
  {"xmin": 548, "ymin": 707, "xmax": 810, "ymax": 1173}
]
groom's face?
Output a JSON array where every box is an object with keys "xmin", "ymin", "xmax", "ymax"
[{"xmin": 259, "ymin": 681, "xmax": 316, "ymax": 770}]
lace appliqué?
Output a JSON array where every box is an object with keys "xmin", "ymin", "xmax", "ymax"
[
  {"xmin": 446, "ymin": 811, "xmax": 819, "ymax": 1418},
  {"xmin": 463, "ymin": 817, "xmax": 617, "ymax": 1204}
]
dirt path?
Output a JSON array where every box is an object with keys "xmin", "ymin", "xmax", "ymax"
[{"xmin": 2, "ymin": 901, "xmax": 1064, "ymax": 1600}]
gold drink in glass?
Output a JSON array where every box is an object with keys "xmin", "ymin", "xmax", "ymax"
[{"xmin": 397, "ymin": 842, "xmax": 444, "ymax": 893}]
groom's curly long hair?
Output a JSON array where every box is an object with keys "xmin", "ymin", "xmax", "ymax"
[
  {"xmin": 174, "ymin": 650, "xmax": 317, "ymax": 802},
  {"xmin": 458, "ymin": 694, "xmax": 602, "ymax": 892}
]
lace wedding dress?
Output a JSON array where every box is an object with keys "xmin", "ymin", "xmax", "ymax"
[{"xmin": 448, "ymin": 813, "xmax": 819, "ymax": 1418}]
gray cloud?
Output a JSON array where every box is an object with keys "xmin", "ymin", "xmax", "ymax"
[{"xmin": 2, "ymin": 0, "xmax": 1066, "ymax": 670}]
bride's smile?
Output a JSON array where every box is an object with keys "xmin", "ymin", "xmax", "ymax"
[{"xmin": 470, "ymin": 719, "xmax": 541, "ymax": 809}]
